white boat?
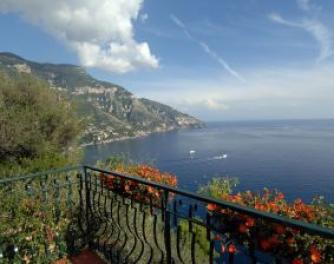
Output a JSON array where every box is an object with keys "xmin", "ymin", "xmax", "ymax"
[
  {"xmin": 212, "ymin": 153, "xmax": 228, "ymax": 160},
  {"xmin": 189, "ymin": 150, "xmax": 196, "ymax": 154}
]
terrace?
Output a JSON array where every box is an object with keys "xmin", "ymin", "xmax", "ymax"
[{"xmin": 0, "ymin": 165, "xmax": 333, "ymax": 263}]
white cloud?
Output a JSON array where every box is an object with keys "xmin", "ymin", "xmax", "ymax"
[
  {"xmin": 170, "ymin": 14, "xmax": 193, "ymax": 40},
  {"xmin": 203, "ymin": 99, "xmax": 229, "ymax": 111},
  {"xmin": 268, "ymin": 13, "xmax": 299, "ymax": 27},
  {"xmin": 303, "ymin": 19, "xmax": 332, "ymax": 62},
  {"xmin": 136, "ymin": 64, "xmax": 334, "ymax": 120},
  {"xmin": 269, "ymin": 12, "xmax": 332, "ymax": 63},
  {"xmin": 177, "ymin": 98, "xmax": 229, "ymax": 112},
  {"xmin": 170, "ymin": 14, "xmax": 186, "ymax": 29},
  {"xmin": 199, "ymin": 42, "xmax": 245, "ymax": 82},
  {"xmin": 0, "ymin": 0, "xmax": 158, "ymax": 73},
  {"xmin": 170, "ymin": 14, "xmax": 244, "ymax": 82}
]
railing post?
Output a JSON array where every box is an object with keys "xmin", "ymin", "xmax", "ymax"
[
  {"xmin": 163, "ymin": 190, "xmax": 172, "ymax": 264},
  {"xmin": 83, "ymin": 166, "xmax": 92, "ymax": 248}
]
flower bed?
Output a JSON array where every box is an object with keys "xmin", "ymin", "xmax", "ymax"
[
  {"xmin": 202, "ymin": 179, "xmax": 334, "ymax": 263},
  {"xmin": 99, "ymin": 164, "xmax": 177, "ymax": 206}
]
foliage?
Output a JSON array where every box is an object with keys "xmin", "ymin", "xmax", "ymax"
[
  {"xmin": 0, "ymin": 72, "xmax": 83, "ymax": 177},
  {"xmin": 0, "ymin": 170, "xmax": 83, "ymax": 263},
  {"xmin": 202, "ymin": 178, "xmax": 334, "ymax": 263},
  {"xmin": 198, "ymin": 177, "xmax": 239, "ymax": 198},
  {"xmin": 178, "ymin": 218, "xmax": 210, "ymax": 256}
]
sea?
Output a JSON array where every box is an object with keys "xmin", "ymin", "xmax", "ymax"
[{"xmin": 84, "ymin": 119, "xmax": 334, "ymax": 203}]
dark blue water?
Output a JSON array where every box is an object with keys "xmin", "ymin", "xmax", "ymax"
[{"xmin": 84, "ymin": 119, "xmax": 334, "ymax": 203}]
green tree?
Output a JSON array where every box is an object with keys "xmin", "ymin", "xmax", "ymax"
[{"xmin": 0, "ymin": 72, "xmax": 83, "ymax": 176}]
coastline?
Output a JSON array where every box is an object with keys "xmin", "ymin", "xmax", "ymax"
[
  {"xmin": 80, "ymin": 125, "xmax": 204, "ymax": 147},
  {"xmin": 80, "ymin": 134, "xmax": 142, "ymax": 147}
]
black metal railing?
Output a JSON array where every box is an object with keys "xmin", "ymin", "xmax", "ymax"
[
  {"xmin": 1, "ymin": 165, "xmax": 334, "ymax": 263},
  {"xmin": 0, "ymin": 166, "xmax": 86, "ymax": 263}
]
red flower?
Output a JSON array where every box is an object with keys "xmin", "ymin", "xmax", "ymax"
[
  {"xmin": 207, "ymin": 203, "xmax": 217, "ymax": 211},
  {"xmin": 245, "ymin": 217, "xmax": 255, "ymax": 227},
  {"xmin": 273, "ymin": 224, "xmax": 286, "ymax": 234},
  {"xmin": 260, "ymin": 239, "xmax": 272, "ymax": 251},
  {"xmin": 276, "ymin": 192, "xmax": 285, "ymax": 200},
  {"xmin": 268, "ymin": 235, "xmax": 279, "ymax": 248},
  {"xmin": 228, "ymin": 244, "xmax": 237, "ymax": 254},
  {"xmin": 292, "ymin": 258, "xmax": 304, "ymax": 264},
  {"xmin": 214, "ymin": 234, "xmax": 222, "ymax": 241},
  {"xmin": 292, "ymin": 228, "xmax": 300, "ymax": 235},
  {"xmin": 286, "ymin": 236, "xmax": 295, "ymax": 246},
  {"xmin": 238, "ymin": 224, "xmax": 248, "ymax": 234}
]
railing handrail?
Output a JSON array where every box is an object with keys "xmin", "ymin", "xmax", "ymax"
[
  {"xmin": 84, "ymin": 165, "xmax": 334, "ymax": 239},
  {"xmin": 0, "ymin": 165, "xmax": 83, "ymax": 184}
]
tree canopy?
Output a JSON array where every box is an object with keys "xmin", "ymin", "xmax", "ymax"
[{"xmin": 0, "ymin": 72, "xmax": 83, "ymax": 173}]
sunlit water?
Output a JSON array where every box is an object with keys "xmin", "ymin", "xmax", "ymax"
[{"xmin": 84, "ymin": 119, "xmax": 334, "ymax": 203}]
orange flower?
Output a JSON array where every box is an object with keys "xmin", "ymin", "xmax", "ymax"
[
  {"xmin": 310, "ymin": 246, "xmax": 321, "ymax": 263},
  {"xmin": 268, "ymin": 201, "xmax": 280, "ymax": 213},
  {"xmin": 286, "ymin": 236, "xmax": 295, "ymax": 246},
  {"xmin": 147, "ymin": 186, "xmax": 154, "ymax": 193},
  {"xmin": 255, "ymin": 203, "xmax": 268, "ymax": 212},
  {"xmin": 207, "ymin": 203, "xmax": 217, "ymax": 211},
  {"xmin": 255, "ymin": 202, "xmax": 262, "ymax": 210},
  {"xmin": 234, "ymin": 193, "xmax": 243, "ymax": 203}
]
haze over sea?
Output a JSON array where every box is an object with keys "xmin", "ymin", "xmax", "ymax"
[{"xmin": 84, "ymin": 119, "xmax": 334, "ymax": 203}]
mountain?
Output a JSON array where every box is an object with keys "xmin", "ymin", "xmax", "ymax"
[{"xmin": 0, "ymin": 52, "xmax": 203, "ymax": 144}]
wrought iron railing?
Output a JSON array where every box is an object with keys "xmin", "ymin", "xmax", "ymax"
[
  {"xmin": 0, "ymin": 166, "xmax": 86, "ymax": 263},
  {"xmin": 1, "ymin": 165, "xmax": 334, "ymax": 263}
]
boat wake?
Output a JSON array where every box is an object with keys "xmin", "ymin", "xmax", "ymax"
[{"xmin": 159, "ymin": 152, "xmax": 229, "ymax": 166}]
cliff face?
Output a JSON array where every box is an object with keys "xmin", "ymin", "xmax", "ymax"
[{"xmin": 0, "ymin": 52, "xmax": 203, "ymax": 144}]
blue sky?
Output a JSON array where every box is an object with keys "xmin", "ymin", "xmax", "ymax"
[{"xmin": 1, "ymin": 0, "xmax": 334, "ymax": 121}]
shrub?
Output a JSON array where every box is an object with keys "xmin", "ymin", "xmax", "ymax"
[{"xmin": 0, "ymin": 72, "xmax": 83, "ymax": 176}]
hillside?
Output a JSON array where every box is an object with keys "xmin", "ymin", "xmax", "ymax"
[{"xmin": 0, "ymin": 52, "xmax": 203, "ymax": 144}]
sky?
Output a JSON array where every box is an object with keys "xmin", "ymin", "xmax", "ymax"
[{"xmin": 0, "ymin": 0, "xmax": 334, "ymax": 121}]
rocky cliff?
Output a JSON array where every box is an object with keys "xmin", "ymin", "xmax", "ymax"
[{"xmin": 0, "ymin": 52, "xmax": 203, "ymax": 144}]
